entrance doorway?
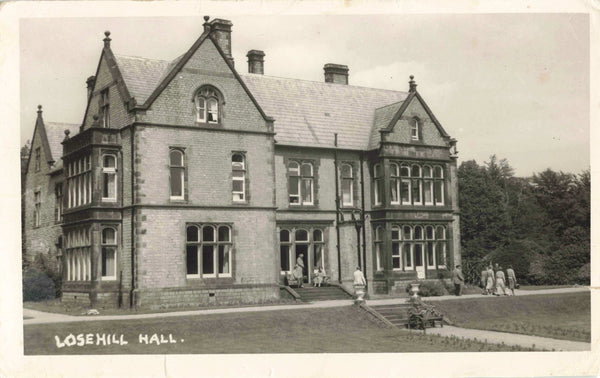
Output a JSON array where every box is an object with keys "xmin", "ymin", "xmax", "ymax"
[{"xmin": 295, "ymin": 245, "xmax": 309, "ymax": 283}]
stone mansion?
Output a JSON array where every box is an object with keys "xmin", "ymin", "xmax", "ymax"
[{"xmin": 23, "ymin": 17, "xmax": 461, "ymax": 308}]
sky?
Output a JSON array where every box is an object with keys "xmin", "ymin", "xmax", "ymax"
[{"xmin": 19, "ymin": 13, "xmax": 589, "ymax": 177}]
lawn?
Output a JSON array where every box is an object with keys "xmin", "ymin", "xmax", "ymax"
[
  {"xmin": 24, "ymin": 306, "xmax": 522, "ymax": 354},
  {"xmin": 427, "ymin": 292, "xmax": 590, "ymax": 342}
]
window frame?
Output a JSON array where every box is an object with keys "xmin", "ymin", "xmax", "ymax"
[
  {"xmin": 169, "ymin": 148, "xmax": 186, "ymax": 201},
  {"xmin": 101, "ymin": 153, "xmax": 117, "ymax": 202},
  {"xmin": 373, "ymin": 163, "xmax": 383, "ymax": 206},
  {"xmin": 340, "ymin": 163, "xmax": 354, "ymax": 207},
  {"xmin": 375, "ymin": 226, "xmax": 384, "ymax": 271},
  {"xmin": 54, "ymin": 183, "xmax": 63, "ymax": 223},
  {"xmin": 232, "ymin": 152, "xmax": 246, "ymax": 202},
  {"xmin": 278, "ymin": 226, "xmax": 327, "ymax": 276},
  {"xmin": 100, "ymin": 227, "xmax": 118, "ymax": 280},
  {"xmin": 288, "ymin": 160, "xmax": 315, "ymax": 206},
  {"xmin": 33, "ymin": 190, "xmax": 41, "ymax": 227},
  {"xmin": 195, "ymin": 86, "xmax": 222, "ymax": 124},
  {"xmin": 65, "ymin": 227, "xmax": 91, "ymax": 282},
  {"xmin": 186, "ymin": 223, "xmax": 233, "ymax": 279},
  {"xmin": 101, "ymin": 88, "xmax": 110, "ymax": 128},
  {"xmin": 411, "ymin": 118, "xmax": 420, "ymax": 141}
]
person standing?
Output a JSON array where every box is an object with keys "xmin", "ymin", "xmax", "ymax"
[
  {"xmin": 506, "ymin": 265, "xmax": 517, "ymax": 295},
  {"xmin": 353, "ymin": 266, "xmax": 366, "ymax": 285},
  {"xmin": 452, "ymin": 265, "xmax": 464, "ymax": 296},
  {"xmin": 481, "ymin": 267, "xmax": 489, "ymax": 295},
  {"xmin": 486, "ymin": 265, "xmax": 495, "ymax": 295},
  {"xmin": 295, "ymin": 253, "xmax": 305, "ymax": 288},
  {"xmin": 495, "ymin": 266, "xmax": 507, "ymax": 296}
]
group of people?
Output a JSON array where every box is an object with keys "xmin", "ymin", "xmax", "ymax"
[
  {"xmin": 481, "ymin": 264, "xmax": 518, "ymax": 296},
  {"xmin": 292, "ymin": 253, "xmax": 328, "ymax": 287}
]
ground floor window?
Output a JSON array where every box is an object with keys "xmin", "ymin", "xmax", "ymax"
[
  {"xmin": 379, "ymin": 224, "xmax": 448, "ymax": 272},
  {"xmin": 278, "ymin": 226, "xmax": 327, "ymax": 280},
  {"xmin": 101, "ymin": 227, "xmax": 118, "ymax": 280},
  {"xmin": 186, "ymin": 223, "xmax": 232, "ymax": 278},
  {"xmin": 64, "ymin": 227, "xmax": 91, "ymax": 281}
]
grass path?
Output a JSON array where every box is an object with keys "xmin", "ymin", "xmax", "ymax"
[
  {"xmin": 24, "ymin": 306, "xmax": 521, "ymax": 354},
  {"xmin": 427, "ymin": 292, "xmax": 590, "ymax": 342}
]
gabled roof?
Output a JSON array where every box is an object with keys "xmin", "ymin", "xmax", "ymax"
[
  {"xmin": 113, "ymin": 55, "xmax": 173, "ymax": 105},
  {"xmin": 46, "ymin": 122, "xmax": 79, "ymax": 162},
  {"xmin": 240, "ymin": 74, "xmax": 408, "ymax": 150},
  {"xmin": 368, "ymin": 101, "xmax": 404, "ymax": 150}
]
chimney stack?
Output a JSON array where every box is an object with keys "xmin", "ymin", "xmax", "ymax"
[
  {"xmin": 86, "ymin": 75, "xmax": 96, "ymax": 100},
  {"xmin": 247, "ymin": 50, "xmax": 265, "ymax": 74},
  {"xmin": 324, "ymin": 64, "xmax": 349, "ymax": 85},
  {"xmin": 209, "ymin": 18, "xmax": 234, "ymax": 67}
]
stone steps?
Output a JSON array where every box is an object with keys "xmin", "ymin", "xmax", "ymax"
[{"xmin": 293, "ymin": 286, "xmax": 352, "ymax": 302}]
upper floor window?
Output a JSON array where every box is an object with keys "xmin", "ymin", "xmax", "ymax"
[
  {"xmin": 33, "ymin": 191, "xmax": 41, "ymax": 227},
  {"xmin": 169, "ymin": 149, "xmax": 185, "ymax": 200},
  {"xmin": 232, "ymin": 153, "xmax": 246, "ymax": 202},
  {"xmin": 288, "ymin": 161, "xmax": 314, "ymax": 205},
  {"xmin": 373, "ymin": 163, "xmax": 383, "ymax": 206},
  {"xmin": 195, "ymin": 86, "xmax": 222, "ymax": 124},
  {"xmin": 34, "ymin": 147, "xmax": 41, "ymax": 172},
  {"xmin": 101, "ymin": 227, "xmax": 117, "ymax": 280},
  {"xmin": 54, "ymin": 183, "xmax": 63, "ymax": 223},
  {"xmin": 67, "ymin": 155, "xmax": 92, "ymax": 209},
  {"xmin": 340, "ymin": 163, "xmax": 354, "ymax": 207},
  {"xmin": 410, "ymin": 118, "xmax": 420, "ymax": 141},
  {"xmin": 102, "ymin": 154, "xmax": 117, "ymax": 201},
  {"xmin": 390, "ymin": 162, "xmax": 445, "ymax": 206},
  {"xmin": 101, "ymin": 89, "xmax": 110, "ymax": 128},
  {"xmin": 186, "ymin": 224, "xmax": 232, "ymax": 278}
]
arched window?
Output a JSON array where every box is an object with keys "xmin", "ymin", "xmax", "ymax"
[
  {"xmin": 340, "ymin": 163, "xmax": 354, "ymax": 207},
  {"xmin": 375, "ymin": 226, "xmax": 384, "ymax": 271},
  {"xmin": 101, "ymin": 227, "xmax": 117, "ymax": 280},
  {"xmin": 423, "ymin": 165, "xmax": 433, "ymax": 205},
  {"xmin": 373, "ymin": 163, "xmax": 383, "ymax": 205},
  {"xmin": 390, "ymin": 163, "xmax": 400, "ymax": 205},
  {"xmin": 411, "ymin": 118, "xmax": 420, "ymax": 140},
  {"xmin": 186, "ymin": 224, "xmax": 232, "ymax": 277},
  {"xmin": 400, "ymin": 164, "xmax": 411, "ymax": 204},
  {"xmin": 102, "ymin": 154, "xmax": 117, "ymax": 201},
  {"xmin": 232, "ymin": 153, "xmax": 246, "ymax": 202},
  {"xmin": 411, "ymin": 165, "xmax": 422, "ymax": 205},
  {"xmin": 195, "ymin": 86, "xmax": 222, "ymax": 124},
  {"xmin": 280, "ymin": 229, "xmax": 292, "ymax": 272},
  {"xmin": 169, "ymin": 149, "xmax": 185, "ymax": 200},
  {"xmin": 186, "ymin": 225, "xmax": 200, "ymax": 276},
  {"xmin": 313, "ymin": 229, "xmax": 324, "ymax": 269},
  {"xmin": 288, "ymin": 161, "xmax": 314, "ymax": 205},
  {"xmin": 433, "ymin": 165, "xmax": 444, "ymax": 205}
]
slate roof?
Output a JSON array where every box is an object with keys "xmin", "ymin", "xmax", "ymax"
[
  {"xmin": 111, "ymin": 54, "xmax": 409, "ymax": 150},
  {"xmin": 240, "ymin": 74, "xmax": 407, "ymax": 150},
  {"xmin": 45, "ymin": 122, "xmax": 79, "ymax": 172},
  {"xmin": 369, "ymin": 101, "xmax": 404, "ymax": 150}
]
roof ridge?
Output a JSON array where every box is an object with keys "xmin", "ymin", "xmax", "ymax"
[
  {"xmin": 113, "ymin": 54, "xmax": 170, "ymax": 63},
  {"xmin": 374, "ymin": 100, "xmax": 405, "ymax": 111},
  {"xmin": 240, "ymin": 73, "xmax": 409, "ymax": 94}
]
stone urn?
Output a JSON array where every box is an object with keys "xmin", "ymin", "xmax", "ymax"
[
  {"xmin": 410, "ymin": 283, "xmax": 420, "ymax": 298},
  {"xmin": 354, "ymin": 284, "xmax": 366, "ymax": 304}
]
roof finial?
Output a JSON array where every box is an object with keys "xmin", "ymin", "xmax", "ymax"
[
  {"xmin": 37, "ymin": 105, "xmax": 42, "ymax": 115},
  {"xmin": 63, "ymin": 129, "xmax": 70, "ymax": 141},
  {"xmin": 203, "ymin": 15, "xmax": 211, "ymax": 33},
  {"xmin": 103, "ymin": 30, "xmax": 111, "ymax": 48},
  {"xmin": 409, "ymin": 75, "xmax": 417, "ymax": 93}
]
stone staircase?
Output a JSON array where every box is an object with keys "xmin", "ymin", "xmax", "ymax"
[
  {"xmin": 293, "ymin": 285, "xmax": 353, "ymax": 302},
  {"xmin": 368, "ymin": 303, "xmax": 413, "ymax": 328}
]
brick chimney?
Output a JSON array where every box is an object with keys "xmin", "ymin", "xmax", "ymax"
[
  {"xmin": 324, "ymin": 64, "xmax": 349, "ymax": 85},
  {"xmin": 209, "ymin": 18, "xmax": 234, "ymax": 66},
  {"xmin": 247, "ymin": 50, "xmax": 265, "ymax": 74},
  {"xmin": 86, "ymin": 75, "xmax": 96, "ymax": 100}
]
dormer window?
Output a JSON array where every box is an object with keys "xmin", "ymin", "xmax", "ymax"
[
  {"xmin": 195, "ymin": 86, "xmax": 222, "ymax": 124},
  {"xmin": 411, "ymin": 118, "xmax": 420, "ymax": 140}
]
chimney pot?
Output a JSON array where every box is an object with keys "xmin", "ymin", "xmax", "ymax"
[
  {"xmin": 247, "ymin": 50, "xmax": 265, "ymax": 74},
  {"xmin": 324, "ymin": 63, "xmax": 349, "ymax": 85},
  {"xmin": 209, "ymin": 18, "xmax": 234, "ymax": 67}
]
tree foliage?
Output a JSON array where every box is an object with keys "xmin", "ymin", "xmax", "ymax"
[{"xmin": 458, "ymin": 157, "xmax": 589, "ymax": 285}]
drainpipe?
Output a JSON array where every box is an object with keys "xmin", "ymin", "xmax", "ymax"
[
  {"xmin": 334, "ymin": 133, "xmax": 342, "ymax": 284},
  {"xmin": 130, "ymin": 124, "xmax": 136, "ymax": 309},
  {"xmin": 360, "ymin": 152, "xmax": 367, "ymax": 287}
]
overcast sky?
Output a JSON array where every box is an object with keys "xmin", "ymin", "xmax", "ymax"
[{"xmin": 20, "ymin": 13, "xmax": 589, "ymax": 177}]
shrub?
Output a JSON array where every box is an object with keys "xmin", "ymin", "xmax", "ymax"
[
  {"xmin": 405, "ymin": 280, "xmax": 448, "ymax": 297},
  {"xmin": 31, "ymin": 252, "xmax": 62, "ymax": 298},
  {"xmin": 23, "ymin": 267, "xmax": 56, "ymax": 301}
]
